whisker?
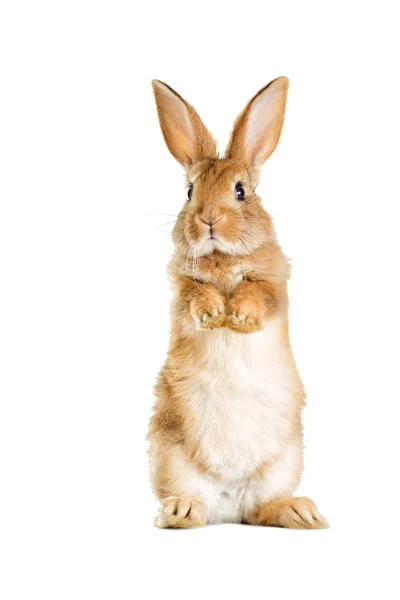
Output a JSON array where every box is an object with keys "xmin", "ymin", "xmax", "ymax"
[
  {"xmin": 159, "ymin": 226, "xmax": 185, "ymax": 238},
  {"xmin": 237, "ymin": 236, "xmax": 259, "ymax": 270},
  {"xmin": 232, "ymin": 226, "xmax": 256, "ymax": 241},
  {"xmin": 185, "ymin": 242, "xmax": 196, "ymax": 273},
  {"xmin": 151, "ymin": 219, "xmax": 178, "ymax": 231},
  {"xmin": 226, "ymin": 201, "xmax": 246, "ymax": 216},
  {"xmin": 175, "ymin": 240, "xmax": 194, "ymax": 276},
  {"xmin": 193, "ymin": 248, "xmax": 199, "ymax": 287},
  {"xmin": 151, "ymin": 212, "xmax": 179, "ymax": 217},
  {"xmin": 167, "ymin": 236, "xmax": 186, "ymax": 271}
]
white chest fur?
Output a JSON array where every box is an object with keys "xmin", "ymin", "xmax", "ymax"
[{"xmin": 188, "ymin": 318, "xmax": 297, "ymax": 483}]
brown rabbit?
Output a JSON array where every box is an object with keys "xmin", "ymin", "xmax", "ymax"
[{"xmin": 148, "ymin": 77, "xmax": 327, "ymax": 529}]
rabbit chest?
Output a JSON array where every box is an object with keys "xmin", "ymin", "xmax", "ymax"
[{"xmin": 188, "ymin": 317, "xmax": 297, "ymax": 483}]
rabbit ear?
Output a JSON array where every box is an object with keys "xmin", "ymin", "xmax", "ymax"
[
  {"xmin": 152, "ymin": 81, "xmax": 217, "ymax": 167},
  {"xmin": 225, "ymin": 77, "xmax": 289, "ymax": 173}
]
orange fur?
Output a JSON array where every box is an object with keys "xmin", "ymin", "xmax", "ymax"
[
  {"xmin": 246, "ymin": 497, "xmax": 326, "ymax": 529},
  {"xmin": 148, "ymin": 79, "xmax": 327, "ymax": 529}
]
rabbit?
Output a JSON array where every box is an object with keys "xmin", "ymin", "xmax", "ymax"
[{"xmin": 148, "ymin": 77, "xmax": 327, "ymax": 529}]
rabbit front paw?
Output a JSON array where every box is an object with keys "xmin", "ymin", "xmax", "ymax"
[
  {"xmin": 190, "ymin": 294, "xmax": 226, "ymax": 330},
  {"xmin": 227, "ymin": 297, "xmax": 264, "ymax": 333}
]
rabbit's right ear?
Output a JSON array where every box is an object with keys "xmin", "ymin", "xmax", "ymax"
[
  {"xmin": 225, "ymin": 77, "xmax": 289, "ymax": 178},
  {"xmin": 152, "ymin": 81, "xmax": 217, "ymax": 167}
]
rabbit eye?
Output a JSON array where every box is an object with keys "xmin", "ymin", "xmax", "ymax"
[
  {"xmin": 235, "ymin": 182, "xmax": 245, "ymax": 201},
  {"xmin": 187, "ymin": 184, "xmax": 193, "ymax": 201}
]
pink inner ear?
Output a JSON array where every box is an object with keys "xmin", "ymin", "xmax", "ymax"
[
  {"xmin": 244, "ymin": 83, "xmax": 287, "ymax": 166},
  {"xmin": 161, "ymin": 87, "xmax": 191, "ymax": 136},
  {"xmin": 153, "ymin": 80, "xmax": 218, "ymax": 166},
  {"xmin": 157, "ymin": 86, "xmax": 193, "ymax": 164}
]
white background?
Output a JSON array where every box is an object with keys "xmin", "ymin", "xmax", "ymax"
[{"xmin": 1, "ymin": 1, "xmax": 399, "ymax": 598}]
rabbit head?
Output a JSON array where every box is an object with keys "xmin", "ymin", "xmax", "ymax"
[{"xmin": 152, "ymin": 78, "xmax": 288, "ymax": 259}]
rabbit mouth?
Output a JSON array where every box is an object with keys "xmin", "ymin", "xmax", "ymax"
[
  {"xmin": 197, "ymin": 237, "xmax": 217, "ymax": 255},
  {"xmin": 197, "ymin": 235, "xmax": 231, "ymax": 257},
  {"xmin": 205, "ymin": 232, "xmax": 221, "ymax": 246}
]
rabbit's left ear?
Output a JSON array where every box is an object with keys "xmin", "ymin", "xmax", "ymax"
[
  {"xmin": 152, "ymin": 80, "xmax": 217, "ymax": 167},
  {"xmin": 225, "ymin": 77, "xmax": 289, "ymax": 173}
]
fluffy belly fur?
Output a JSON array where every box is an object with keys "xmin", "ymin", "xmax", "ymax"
[
  {"xmin": 150, "ymin": 317, "xmax": 305, "ymax": 524},
  {"xmin": 189, "ymin": 319, "xmax": 300, "ymax": 479}
]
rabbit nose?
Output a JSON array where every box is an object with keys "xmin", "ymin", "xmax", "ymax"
[{"xmin": 200, "ymin": 217, "xmax": 222, "ymax": 228}]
